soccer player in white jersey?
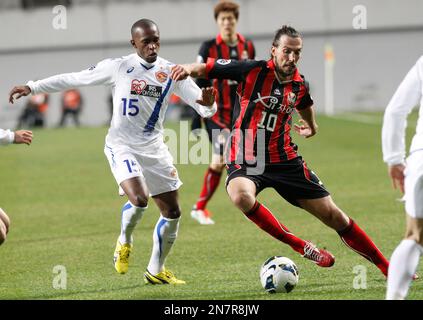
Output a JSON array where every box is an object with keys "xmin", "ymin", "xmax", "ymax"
[
  {"xmin": 9, "ymin": 19, "xmax": 217, "ymax": 285},
  {"xmin": 383, "ymin": 56, "xmax": 423, "ymax": 299},
  {"xmin": 0, "ymin": 128, "xmax": 33, "ymax": 245}
]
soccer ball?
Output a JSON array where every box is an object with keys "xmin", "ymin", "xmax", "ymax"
[{"xmin": 260, "ymin": 256, "xmax": 299, "ymax": 293}]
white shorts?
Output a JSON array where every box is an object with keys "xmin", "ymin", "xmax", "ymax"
[
  {"xmin": 404, "ymin": 150, "xmax": 423, "ymax": 218},
  {"xmin": 104, "ymin": 141, "xmax": 182, "ymax": 197}
]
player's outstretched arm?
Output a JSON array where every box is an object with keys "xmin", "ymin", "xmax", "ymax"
[
  {"xmin": 196, "ymin": 87, "xmax": 216, "ymax": 107},
  {"xmin": 9, "ymin": 85, "xmax": 31, "ymax": 104},
  {"xmin": 14, "ymin": 130, "xmax": 33, "ymax": 145},
  {"xmin": 171, "ymin": 63, "xmax": 207, "ymax": 81}
]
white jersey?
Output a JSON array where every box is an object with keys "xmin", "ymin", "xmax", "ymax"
[
  {"xmin": 0, "ymin": 129, "xmax": 14, "ymax": 145},
  {"xmin": 382, "ymin": 56, "xmax": 423, "ymax": 165},
  {"xmin": 27, "ymin": 53, "xmax": 217, "ymax": 148}
]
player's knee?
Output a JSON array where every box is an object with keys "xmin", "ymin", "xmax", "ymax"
[
  {"xmin": 209, "ymin": 162, "xmax": 225, "ymax": 173},
  {"xmin": 128, "ymin": 195, "xmax": 148, "ymax": 208},
  {"xmin": 230, "ymin": 191, "xmax": 255, "ymax": 212},
  {"xmin": 162, "ymin": 207, "xmax": 181, "ymax": 219}
]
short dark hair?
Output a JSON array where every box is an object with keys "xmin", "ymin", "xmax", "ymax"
[
  {"xmin": 272, "ymin": 25, "xmax": 302, "ymax": 47},
  {"xmin": 131, "ymin": 19, "xmax": 158, "ymax": 37},
  {"xmin": 214, "ymin": 0, "xmax": 239, "ymax": 20}
]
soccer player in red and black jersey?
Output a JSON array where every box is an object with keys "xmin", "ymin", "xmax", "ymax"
[
  {"xmin": 190, "ymin": 0, "xmax": 255, "ymax": 225},
  {"xmin": 171, "ymin": 25, "xmax": 391, "ymax": 276}
]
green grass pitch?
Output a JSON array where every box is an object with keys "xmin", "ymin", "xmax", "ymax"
[{"xmin": 0, "ymin": 112, "xmax": 421, "ymax": 300}]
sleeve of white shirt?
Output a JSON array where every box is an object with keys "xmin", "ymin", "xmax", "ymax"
[
  {"xmin": 382, "ymin": 56, "xmax": 423, "ymax": 165},
  {"xmin": 26, "ymin": 58, "xmax": 121, "ymax": 94},
  {"xmin": 173, "ymin": 76, "xmax": 217, "ymax": 118},
  {"xmin": 0, "ymin": 128, "xmax": 14, "ymax": 145}
]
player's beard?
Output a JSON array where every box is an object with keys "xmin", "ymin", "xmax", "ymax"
[{"xmin": 275, "ymin": 60, "xmax": 296, "ymax": 79}]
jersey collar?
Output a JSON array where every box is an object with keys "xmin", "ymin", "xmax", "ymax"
[
  {"xmin": 135, "ymin": 54, "xmax": 156, "ymax": 70},
  {"xmin": 216, "ymin": 33, "xmax": 245, "ymax": 45},
  {"xmin": 267, "ymin": 59, "xmax": 303, "ymax": 83}
]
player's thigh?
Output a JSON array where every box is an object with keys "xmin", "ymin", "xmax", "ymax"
[
  {"xmin": 120, "ymin": 177, "xmax": 149, "ymax": 207},
  {"xmin": 137, "ymin": 144, "xmax": 182, "ymax": 198},
  {"xmin": 226, "ymin": 172, "xmax": 257, "ymax": 211},
  {"xmin": 104, "ymin": 144, "xmax": 143, "ymax": 181}
]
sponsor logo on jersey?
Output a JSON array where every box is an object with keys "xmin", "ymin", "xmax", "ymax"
[
  {"xmin": 273, "ymin": 88, "xmax": 281, "ymax": 95},
  {"xmin": 131, "ymin": 79, "xmax": 147, "ymax": 95},
  {"xmin": 130, "ymin": 79, "xmax": 163, "ymax": 98},
  {"xmin": 253, "ymin": 93, "xmax": 281, "ymax": 111},
  {"xmin": 155, "ymin": 71, "xmax": 168, "ymax": 83},
  {"xmin": 88, "ymin": 65, "xmax": 96, "ymax": 71},
  {"xmin": 126, "ymin": 66, "xmax": 134, "ymax": 73},
  {"xmin": 286, "ymin": 92, "xmax": 297, "ymax": 107},
  {"xmin": 216, "ymin": 59, "xmax": 231, "ymax": 65}
]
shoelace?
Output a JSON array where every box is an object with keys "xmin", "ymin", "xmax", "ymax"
[
  {"xmin": 119, "ymin": 247, "xmax": 130, "ymax": 263},
  {"xmin": 303, "ymin": 242, "xmax": 322, "ymax": 262}
]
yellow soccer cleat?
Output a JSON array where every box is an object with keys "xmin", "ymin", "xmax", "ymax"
[
  {"xmin": 144, "ymin": 269, "xmax": 186, "ymax": 285},
  {"xmin": 113, "ymin": 240, "xmax": 132, "ymax": 274}
]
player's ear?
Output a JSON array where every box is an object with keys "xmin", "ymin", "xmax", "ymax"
[
  {"xmin": 130, "ymin": 39, "xmax": 136, "ymax": 48},
  {"xmin": 270, "ymin": 46, "xmax": 276, "ymax": 58}
]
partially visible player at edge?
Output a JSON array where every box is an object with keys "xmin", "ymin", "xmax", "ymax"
[
  {"xmin": 190, "ymin": 0, "xmax": 255, "ymax": 225},
  {"xmin": 171, "ymin": 25, "xmax": 391, "ymax": 276},
  {"xmin": 383, "ymin": 56, "xmax": 423, "ymax": 299},
  {"xmin": 0, "ymin": 128, "xmax": 33, "ymax": 245},
  {"xmin": 9, "ymin": 19, "xmax": 217, "ymax": 285}
]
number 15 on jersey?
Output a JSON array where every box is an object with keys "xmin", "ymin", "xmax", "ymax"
[{"xmin": 122, "ymin": 98, "xmax": 139, "ymax": 116}]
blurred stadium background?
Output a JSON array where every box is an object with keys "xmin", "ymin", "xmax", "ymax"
[{"xmin": 0, "ymin": 0, "xmax": 422, "ymax": 128}]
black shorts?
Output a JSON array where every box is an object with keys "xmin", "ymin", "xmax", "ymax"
[
  {"xmin": 204, "ymin": 119, "xmax": 230, "ymax": 156},
  {"xmin": 225, "ymin": 157, "xmax": 330, "ymax": 207}
]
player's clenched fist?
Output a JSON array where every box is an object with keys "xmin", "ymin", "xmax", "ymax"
[
  {"xmin": 14, "ymin": 130, "xmax": 33, "ymax": 146},
  {"xmin": 9, "ymin": 85, "xmax": 31, "ymax": 104}
]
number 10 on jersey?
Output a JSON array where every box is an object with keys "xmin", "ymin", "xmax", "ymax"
[{"xmin": 122, "ymin": 98, "xmax": 139, "ymax": 116}]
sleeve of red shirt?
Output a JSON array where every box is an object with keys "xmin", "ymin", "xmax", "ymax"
[{"xmin": 295, "ymin": 80, "xmax": 314, "ymax": 110}]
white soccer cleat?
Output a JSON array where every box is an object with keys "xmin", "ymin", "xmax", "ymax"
[{"xmin": 190, "ymin": 206, "xmax": 215, "ymax": 225}]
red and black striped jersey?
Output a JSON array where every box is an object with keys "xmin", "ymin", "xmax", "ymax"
[
  {"xmin": 205, "ymin": 58, "xmax": 314, "ymax": 165},
  {"xmin": 196, "ymin": 33, "xmax": 255, "ymax": 128}
]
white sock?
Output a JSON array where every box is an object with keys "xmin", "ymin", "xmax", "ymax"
[
  {"xmin": 147, "ymin": 215, "xmax": 180, "ymax": 275},
  {"xmin": 119, "ymin": 201, "xmax": 147, "ymax": 245},
  {"xmin": 386, "ymin": 239, "xmax": 423, "ymax": 300}
]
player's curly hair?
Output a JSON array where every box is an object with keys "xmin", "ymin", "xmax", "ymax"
[
  {"xmin": 272, "ymin": 25, "xmax": 302, "ymax": 47},
  {"xmin": 214, "ymin": 0, "xmax": 240, "ymax": 20}
]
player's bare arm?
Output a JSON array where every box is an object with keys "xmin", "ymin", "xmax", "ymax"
[
  {"xmin": 14, "ymin": 130, "xmax": 33, "ymax": 145},
  {"xmin": 388, "ymin": 164, "xmax": 405, "ymax": 194},
  {"xmin": 9, "ymin": 85, "xmax": 31, "ymax": 104},
  {"xmin": 295, "ymin": 106, "xmax": 318, "ymax": 138},
  {"xmin": 170, "ymin": 63, "xmax": 207, "ymax": 81}
]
